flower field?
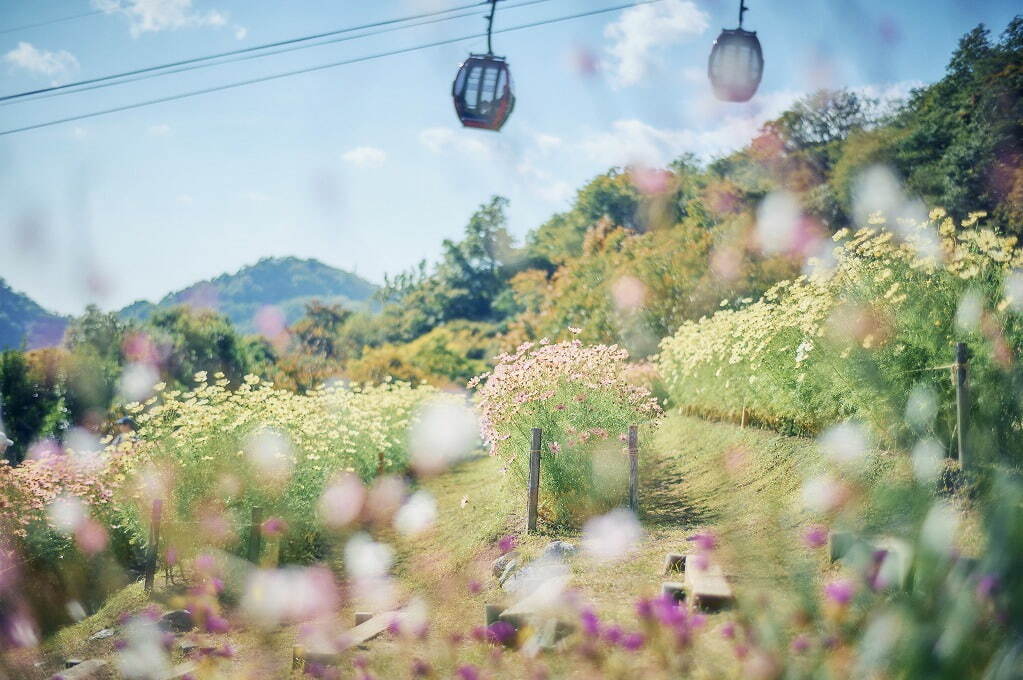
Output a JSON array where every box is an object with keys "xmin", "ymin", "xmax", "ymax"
[
  {"xmin": 472, "ymin": 338, "xmax": 662, "ymax": 522},
  {"xmin": 659, "ymin": 210, "xmax": 1023, "ymax": 457},
  {"xmin": 0, "ymin": 375, "xmax": 460, "ymax": 565}
]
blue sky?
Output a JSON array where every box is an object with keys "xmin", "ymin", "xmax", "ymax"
[{"xmin": 0, "ymin": 0, "xmax": 1019, "ymax": 315}]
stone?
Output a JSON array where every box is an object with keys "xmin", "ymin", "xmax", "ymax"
[
  {"xmin": 158, "ymin": 609, "xmax": 194, "ymax": 634},
  {"xmin": 521, "ymin": 618, "xmax": 574, "ymax": 656},
  {"xmin": 661, "ymin": 582, "xmax": 686, "ymax": 602},
  {"xmin": 484, "ymin": 603, "xmax": 504, "ymax": 626},
  {"xmin": 492, "ymin": 551, "xmax": 520, "ymax": 578},
  {"xmin": 88, "ymin": 628, "xmax": 115, "ymax": 641},
  {"xmin": 499, "ymin": 575, "xmax": 571, "ymax": 629},
  {"xmin": 292, "ymin": 611, "xmax": 406, "ymax": 671},
  {"xmin": 663, "ymin": 553, "xmax": 687, "ymax": 575},
  {"xmin": 498, "ymin": 559, "xmax": 519, "ymax": 585},
  {"xmin": 49, "ymin": 659, "xmax": 111, "ymax": 679},
  {"xmin": 684, "ymin": 561, "xmax": 733, "ymax": 611},
  {"xmin": 541, "ymin": 541, "xmax": 576, "ymax": 561}
]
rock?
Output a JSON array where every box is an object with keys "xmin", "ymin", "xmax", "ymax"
[
  {"xmin": 498, "ymin": 559, "xmax": 519, "ymax": 585},
  {"xmin": 158, "ymin": 609, "xmax": 194, "ymax": 634},
  {"xmin": 88, "ymin": 628, "xmax": 115, "ymax": 641},
  {"xmin": 541, "ymin": 541, "xmax": 576, "ymax": 561},
  {"xmin": 492, "ymin": 551, "xmax": 520, "ymax": 578},
  {"xmin": 484, "ymin": 603, "xmax": 504, "ymax": 626},
  {"xmin": 50, "ymin": 659, "xmax": 111, "ymax": 679}
]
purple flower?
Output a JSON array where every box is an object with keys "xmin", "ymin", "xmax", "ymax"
[
  {"xmin": 411, "ymin": 659, "xmax": 431, "ymax": 677},
  {"xmin": 635, "ymin": 597, "xmax": 654, "ymax": 620},
  {"xmin": 456, "ymin": 665, "xmax": 480, "ymax": 680},
  {"xmin": 486, "ymin": 621, "xmax": 517, "ymax": 646},
  {"xmin": 687, "ymin": 532, "xmax": 717, "ymax": 551},
  {"xmin": 720, "ymin": 622, "xmax": 736, "ymax": 639},
  {"xmin": 602, "ymin": 624, "xmax": 623, "ymax": 644},
  {"xmin": 802, "ymin": 525, "xmax": 828, "ymax": 549},
  {"xmin": 580, "ymin": 608, "xmax": 600, "ymax": 637},
  {"xmin": 260, "ymin": 516, "xmax": 287, "ymax": 537},
  {"xmin": 204, "ymin": 614, "xmax": 230, "ymax": 633},
  {"xmin": 620, "ymin": 632, "xmax": 645, "ymax": 651},
  {"xmin": 468, "ymin": 579, "xmax": 482, "ymax": 595},
  {"xmin": 498, "ymin": 535, "xmax": 517, "ymax": 554},
  {"xmin": 790, "ymin": 634, "xmax": 811, "ymax": 654},
  {"xmin": 976, "ymin": 574, "xmax": 999, "ymax": 601},
  {"xmin": 824, "ymin": 579, "xmax": 855, "ymax": 606}
]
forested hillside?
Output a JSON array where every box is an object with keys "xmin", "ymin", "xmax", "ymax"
[{"xmin": 0, "ymin": 278, "xmax": 66, "ymax": 351}]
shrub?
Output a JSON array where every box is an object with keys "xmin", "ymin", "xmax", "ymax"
[
  {"xmin": 658, "ymin": 210, "xmax": 1023, "ymax": 461},
  {"xmin": 472, "ymin": 337, "xmax": 661, "ymax": 524}
]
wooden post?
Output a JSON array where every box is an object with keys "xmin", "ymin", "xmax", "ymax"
[
  {"xmin": 954, "ymin": 342, "xmax": 969, "ymax": 471},
  {"xmin": 627, "ymin": 425, "xmax": 639, "ymax": 512},
  {"xmin": 526, "ymin": 428, "xmax": 541, "ymax": 533},
  {"xmin": 248, "ymin": 506, "xmax": 264, "ymax": 564},
  {"xmin": 144, "ymin": 499, "xmax": 162, "ymax": 593}
]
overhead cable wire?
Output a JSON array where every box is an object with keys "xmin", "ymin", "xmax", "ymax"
[
  {"xmin": 0, "ymin": 0, "xmax": 530, "ymax": 103},
  {"xmin": 0, "ymin": 9, "xmax": 104, "ymax": 36},
  {"xmin": 0, "ymin": 0, "xmax": 562, "ymax": 107},
  {"xmin": 0, "ymin": 0, "xmax": 665, "ymax": 137}
]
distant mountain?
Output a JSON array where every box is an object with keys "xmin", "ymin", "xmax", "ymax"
[
  {"xmin": 0, "ymin": 278, "xmax": 68, "ymax": 350},
  {"xmin": 119, "ymin": 257, "xmax": 379, "ymax": 333}
]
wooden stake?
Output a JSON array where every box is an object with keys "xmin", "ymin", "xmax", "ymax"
[
  {"xmin": 248, "ymin": 506, "xmax": 264, "ymax": 564},
  {"xmin": 627, "ymin": 425, "xmax": 639, "ymax": 512},
  {"xmin": 954, "ymin": 342, "xmax": 969, "ymax": 471},
  {"xmin": 527, "ymin": 428, "xmax": 541, "ymax": 533},
  {"xmin": 144, "ymin": 499, "xmax": 162, "ymax": 594}
]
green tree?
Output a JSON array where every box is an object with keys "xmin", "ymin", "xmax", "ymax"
[
  {"xmin": 0, "ymin": 349, "xmax": 64, "ymax": 464},
  {"xmin": 147, "ymin": 307, "xmax": 251, "ymax": 388}
]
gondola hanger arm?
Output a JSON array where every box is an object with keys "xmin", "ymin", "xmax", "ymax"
[{"xmin": 738, "ymin": 0, "xmax": 748, "ymax": 30}]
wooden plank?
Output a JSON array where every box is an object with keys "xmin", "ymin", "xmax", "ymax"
[{"xmin": 527, "ymin": 428, "xmax": 541, "ymax": 533}]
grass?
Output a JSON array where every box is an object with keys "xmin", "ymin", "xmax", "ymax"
[{"xmin": 29, "ymin": 412, "xmax": 969, "ymax": 679}]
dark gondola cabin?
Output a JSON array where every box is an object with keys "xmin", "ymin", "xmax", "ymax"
[
  {"xmin": 708, "ymin": 0, "xmax": 763, "ymax": 103},
  {"xmin": 452, "ymin": 55, "xmax": 515, "ymax": 131}
]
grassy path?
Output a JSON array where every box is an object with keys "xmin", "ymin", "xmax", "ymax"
[{"xmin": 35, "ymin": 414, "xmax": 829, "ymax": 679}]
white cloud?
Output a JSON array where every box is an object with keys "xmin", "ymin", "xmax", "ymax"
[
  {"xmin": 419, "ymin": 127, "xmax": 491, "ymax": 157},
  {"xmin": 234, "ymin": 26, "xmax": 248, "ymax": 40},
  {"xmin": 603, "ymin": 0, "xmax": 708, "ymax": 87},
  {"xmin": 533, "ymin": 133, "xmax": 563, "ymax": 153},
  {"xmin": 3, "ymin": 42, "xmax": 79, "ymax": 84},
  {"xmin": 243, "ymin": 190, "xmax": 269, "ymax": 202},
  {"xmin": 342, "ymin": 146, "xmax": 387, "ymax": 168},
  {"xmin": 176, "ymin": 194, "xmax": 193, "ymax": 205},
  {"xmin": 148, "ymin": 123, "xmax": 171, "ymax": 136},
  {"xmin": 92, "ymin": 0, "xmax": 228, "ymax": 37}
]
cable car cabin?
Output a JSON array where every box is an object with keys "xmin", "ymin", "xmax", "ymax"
[
  {"xmin": 707, "ymin": 28, "xmax": 763, "ymax": 102},
  {"xmin": 452, "ymin": 55, "xmax": 515, "ymax": 131}
]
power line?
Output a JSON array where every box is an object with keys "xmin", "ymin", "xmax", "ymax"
[
  {"xmin": 0, "ymin": 9, "xmax": 104, "ymax": 36},
  {"xmin": 0, "ymin": 0, "xmax": 662, "ymax": 137},
  {"xmin": 1, "ymin": 0, "xmax": 562, "ymax": 108},
  {"xmin": 0, "ymin": 0, "xmax": 510, "ymax": 104}
]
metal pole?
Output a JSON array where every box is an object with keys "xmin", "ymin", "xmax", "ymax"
[
  {"xmin": 954, "ymin": 342, "xmax": 969, "ymax": 471},
  {"xmin": 486, "ymin": 0, "xmax": 497, "ymax": 54},
  {"xmin": 627, "ymin": 426, "xmax": 639, "ymax": 512},
  {"xmin": 144, "ymin": 499, "xmax": 162, "ymax": 593},
  {"xmin": 527, "ymin": 428, "xmax": 541, "ymax": 533}
]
